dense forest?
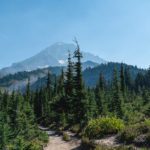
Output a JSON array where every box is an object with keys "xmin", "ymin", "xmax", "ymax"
[{"xmin": 0, "ymin": 41, "xmax": 150, "ymax": 149}]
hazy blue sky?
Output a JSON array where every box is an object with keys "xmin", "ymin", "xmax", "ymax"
[{"xmin": 0, "ymin": 0, "xmax": 150, "ymax": 68}]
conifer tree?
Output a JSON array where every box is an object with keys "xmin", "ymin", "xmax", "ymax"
[
  {"xmin": 65, "ymin": 52, "xmax": 74, "ymax": 119},
  {"xmin": 73, "ymin": 40, "xmax": 87, "ymax": 125},
  {"xmin": 65, "ymin": 51, "xmax": 74, "ymax": 97},
  {"xmin": 98, "ymin": 72, "xmax": 106, "ymax": 91},
  {"xmin": 25, "ymin": 78, "xmax": 31, "ymax": 103},
  {"xmin": 53, "ymin": 76, "xmax": 58, "ymax": 96},
  {"xmin": 95, "ymin": 73, "xmax": 106, "ymax": 115},
  {"xmin": 142, "ymin": 89, "xmax": 150, "ymax": 105},
  {"xmin": 111, "ymin": 67, "xmax": 123, "ymax": 118},
  {"xmin": 124, "ymin": 67, "xmax": 132, "ymax": 91},
  {"xmin": 8, "ymin": 91, "xmax": 17, "ymax": 129},
  {"xmin": 88, "ymin": 90, "xmax": 97, "ymax": 119},
  {"xmin": 120, "ymin": 63, "xmax": 125, "ymax": 94},
  {"xmin": 1, "ymin": 91, "xmax": 9, "ymax": 113},
  {"xmin": 0, "ymin": 112, "xmax": 6, "ymax": 149},
  {"xmin": 34, "ymin": 89, "xmax": 42, "ymax": 120},
  {"xmin": 57, "ymin": 69, "xmax": 65, "ymax": 96},
  {"xmin": 46, "ymin": 71, "xmax": 52, "ymax": 101}
]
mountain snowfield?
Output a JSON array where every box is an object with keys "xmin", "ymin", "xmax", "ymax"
[{"xmin": 0, "ymin": 42, "xmax": 106, "ymax": 77}]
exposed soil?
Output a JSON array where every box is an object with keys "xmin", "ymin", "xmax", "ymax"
[{"xmin": 42, "ymin": 128, "xmax": 81, "ymax": 150}]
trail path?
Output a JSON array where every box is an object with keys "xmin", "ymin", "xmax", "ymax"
[
  {"xmin": 40, "ymin": 126, "xmax": 139, "ymax": 150},
  {"xmin": 39, "ymin": 127, "xmax": 81, "ymax": 150}
]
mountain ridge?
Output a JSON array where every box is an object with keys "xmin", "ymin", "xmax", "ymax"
[
  {"xmin": 0, "ymin": 62, "xmax": 145, "ymax": 92},
  {"xmin": 0, "ymin": 42, "xmax": 106, "ymax": 77}
]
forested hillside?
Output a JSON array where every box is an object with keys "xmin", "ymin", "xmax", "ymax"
[
  {"xmin": 0, "ymin": 62, "xmax": 145, "ymax": 92},
  {"xmin": 83, "ymin": 62, "xmax": 145, "ymax": 87},
  {"xmin": 0, "ymin": 42, "xmax": 150, "ymax": 149}
]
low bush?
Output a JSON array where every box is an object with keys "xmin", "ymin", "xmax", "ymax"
[
  {"xmin": 81, "ymin": 137, "xmax": 93, "ymax": 149},
  {"xmin": 38, "ymin": 131, "xmax": 49, "ymax": 143},
  {"xmin": 70, "ymin": 124, "xmax": 80, "ymax": 133},
  {"xmin": 62, "ymin": 132, "xmax": 70, "ymax": 141},
  {"xmin": 84, "ymin": 117, "xmax": 125, "ymax": 139},
  {"xmin": 146, "ymin": 133, "xmax": 150, "ymax": 146},
  {"xmin": 27, "ymin": 140, "xmax": 43, "ymax": 150},
  {"xmin": 118, "ymin": 120, "xmax": 150, "ymax": 146},
  {"xmin": 95, "ymin": 145, "xmax": 136, "ymax": 150}
]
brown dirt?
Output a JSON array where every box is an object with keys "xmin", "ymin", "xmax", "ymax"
[{"xmin": 44, "ymin": 131, "xmax": 81, "ymax": 150}]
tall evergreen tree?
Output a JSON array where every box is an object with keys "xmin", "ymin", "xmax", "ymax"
[
  {"xmin": 124, "ymin": 67, "xmax": 132, "ymax": 91},
  {"xmin": 26, "ymin": 78, "xmax": 30, "ymax": 99},
  {"xmin": 65, "ymin": 52, "xmax": 74, "ymax": 120},
  {"xmin": 57, "ymin": 69, "xmax": 65, "ymax": 96},
  {"xmin": 120, "ymin": 63, "xmax": 125, "ymax": 94},
  {"xmin": 111, "ymin": 67, "xmax": 123, "ymax": 118},
  {"xmin": 65, "ymin": 51, "xmax": 74, "ymax": 97},
  {"xmin": 95, "ymin": 73, "xmax": 106, "ymax": 115},
  {"xmin": 33, "ymin": 89, "xmax": 42, "ymax": 120},
  {"xmin": 73, "ymin": 40, "xmax": 88, "ymax": 126},
  {"xmin": 87, "ymin": 90, "xmax": 98, "ymax": 119},
  {"xmin": 0, "ymin": 112, "xmax": 6, "ymax": 149},
  {"xmin": 142, "ymin": 89, "xmax": 150, "ymax": 105},
  {"xmin": 46, "ymin": 71, "xmax": 52, "ymax": 101},
  {"xmin": 8, "ymin": 91, "xmax": 17, "ymax": 130}
]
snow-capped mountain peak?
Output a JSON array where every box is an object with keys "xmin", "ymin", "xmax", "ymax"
[{"xmin": 0, "ymin": 42, "xmax": 106, "ymax": 77}]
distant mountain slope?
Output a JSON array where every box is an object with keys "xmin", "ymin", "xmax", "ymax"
[
  {"xmin": 0, "ymin": 62, "xmax": 145, "ymax": 92},
  {"xmin": 0, "ymin": 66, "xmax": 62, "ymax": 91},
  {"xmin": 83, "ymin": 62, "xmax": 145, "ymax": 87},
  {"xmin": 0, "ymin": 42, "xmax": 106, "ymax": 77}
]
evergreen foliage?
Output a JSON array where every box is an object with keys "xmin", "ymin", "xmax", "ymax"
[{"xmin": 0, "ymin": 41, "xmax": 150, "ymax": 149}]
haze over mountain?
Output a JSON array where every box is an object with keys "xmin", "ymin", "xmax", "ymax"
[
  {"xmin": 0, "ymin": 62, "xmax": 145, "ymax": 92},
  {"xmin": 0, "ymin": 42, "xmax": 106, "ymax": 77}
]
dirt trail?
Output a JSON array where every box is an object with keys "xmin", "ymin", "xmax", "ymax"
[
  {"xmin": 94, "ymin": 135, "xmax": 119, "ymax": 147},
  {"xmin": 42, "ymin": 129, "xmax": 81, "ymax": 150}
]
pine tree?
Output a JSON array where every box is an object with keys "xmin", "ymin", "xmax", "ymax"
[
  {"xmin": 53, "ymin": 76, "xmax": 58, "ymax": 96},
  {"xmin": 0, "ymin": 112, "xmax": 6, "ymax": 149},
  {"xmin": 57, "ymin": 69, "xmax": 65, "ymax": 96},
  {"xmin": 65, "ymin": 51, "xmax": 74, "ymax": 97},
  {"xmin": 111, "ymin": 67, "xmax": 123, "ymax": 118},
  {"xmin": 88, "ymin": 90, "xmax": 97, "ymax": 119},
  {"xmin": 73, "ymin": 40, "xmax": 88, "ymax": 126},
  {"xmin": 135, "ymin": 73, "xmax": 145, "ymax": 92},
  {"xmin": 124, "ymin": 67, "xmax": 132, "ymax": 91},
  {"xmin": 15, "ymin": 93, "xmax": 25, "ymax": 131},
  {"xmin": 1, "ymin": 91, "xmax": 9, "ymax": 113},
  {"xmin": 95, "ymin": 73, "xmax": 106, "ymax": 115},
  {"xmin": 142, "ymin": 89, "xmax": 150, "ymax": 105},
  {"xmin": 98, "ymin": 72, "xmax": 106, "ymax": 91},
  {"xmin": 33, "ymin": 89, "xmax": 42, "ymax": 120},
  {"xmin": 8, "ymin": 91, "xmax": 17, "ymax": 130},
  {"xmin": 25, "ymin": 78, "xmax": 31, "ymax": 102},
  {"xmin": 46, "ymin": 71, "xmax": 52, "ymax": 101},
  {"xmin": 65, "ymin": 52, "xmax": 74, "ymax": 120},
  {"xmin": 47, "ymin": 71, "xmax": 51, "ymax": 90},
  {"xmin": 120, "ymin": 63, "xmax": 125, "ymax": 94}
]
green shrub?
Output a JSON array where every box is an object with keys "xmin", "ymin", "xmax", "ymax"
[
  {"xmin": 95, "ymin": 145, "xmax": 136, "ymax": 150},
  {"xmin": 27, "ymin": 140, "xmax": 43, "ymax": 150},
  {"xmin": 62, "ymin": 132, "xmax": 70, "ymax": 141},
  {"xmin": 81, "ymin": 137, "xmax": 96, "ymax": 150},
  {"xmin": 146, "ymin": 133, "xmax": 150, "ymax": 146},
  {"xmin": 38, "ymin": 131, "xmax": 49, "ymax": 143},
  {"xmin": 84, "ymin": 117, "xmax": 125, "ymax": 139},
  {"xmin": 118, "ymin": 121, "xmax": 150, "ymax": 145},
  {"xmin": 70, "ymin": 124, "xmax": 80, "ymax": 133},
  {"xmin": 144, "ymin": 119, "xmax": 150, "ymax": 127},
  {"xmin": 118, "ymin": 124, "xmax": 140, "ymax": 144}
]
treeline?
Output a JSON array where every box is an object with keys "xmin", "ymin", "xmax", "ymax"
[
  {"xmin": 0, "ymin": 82, "xmax": 48, "ymax": 149},
  {"xmin": 83, "ymin": 62, "xmax": 145, "ymax": 87},
  {"xmin": 33, "ymin": 41, "xmax": 150, "ymax": 128}
]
